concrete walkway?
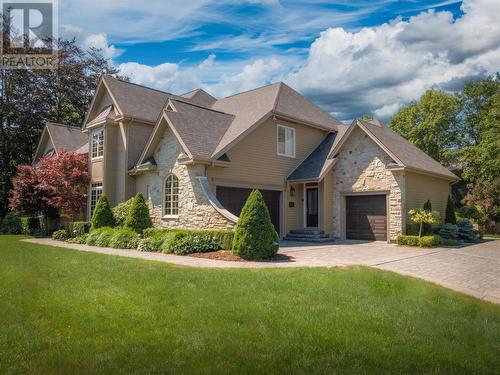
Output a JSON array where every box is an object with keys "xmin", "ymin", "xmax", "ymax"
[{"xmin": 23, "ymin": 238, "xmax": 500, "ymax": 303}]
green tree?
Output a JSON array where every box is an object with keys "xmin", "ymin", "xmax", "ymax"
[
  {"xmin": 445, "ymin": 196, "xmax": 457, "ymax": 224},
  {"xmin": 389, "ymin": 90, "xmax": 461, "ymax": 164},
  {"xmin": 232, "ymin": 190, "xmax": 279, "ymax": 260},
  {"xmin": 91, "ymin": 196, "xmax": 115, "ymax": 229},
  {"xmin": 422, "ymin": 200, "xmax": 432, "ymax": 234},
  {"xmin": 124, "ymin": 193, "xmax": 152, "ymax": 233},
  {"xmin": 408, "ymin": 209, "xmax": 440, "ymax": 238}
]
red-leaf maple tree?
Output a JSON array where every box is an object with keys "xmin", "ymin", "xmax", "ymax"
[{"xmin": 10, "ymin": 150, "xmax": 90, "ymax": 219}]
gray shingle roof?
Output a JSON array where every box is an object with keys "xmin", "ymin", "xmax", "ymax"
[
  {"xmin": 103, "ymin": 76, "xmax": 191, "ymax": 123},
  {"xmin": 287, "ymin": 132, "xmax": 338, "ymax": 181},
  {"xmin": 165, "ymin": 100, "xmax": 234, "ymax": 160},
  {"xmin": 181, "ymin": 88, "xmax": 217, "ymax": 107},
  {"xmin": 210, "ymin": 82, "xmax": 343, "ymax": 157},
  {"xmin": 46, "ymin": 123, "xmax": 88, "ymax": 154},
  {"xmin": 358, "ymin": 119, "xmax": 458, "ymax": 179}
]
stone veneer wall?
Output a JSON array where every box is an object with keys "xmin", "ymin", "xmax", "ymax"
[
  {"xmin": 135, "ymin": 127, "xmax": 235, "ymax": 230},
  {"xmin": 331, "ymin": 127, "xmax": 405, "ymax": 241}
]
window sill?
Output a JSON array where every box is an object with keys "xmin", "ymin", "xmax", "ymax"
[
  {"xmin": 91, "ymin": 156, "xmax": 104, "ymax": 161},
  {"xmin": 162, "ymin": 215, "xmax": 179, "ymax": 220},
  {"xmin": 277, "ymin": 152, "xmax": 295, "ymax": 159}
]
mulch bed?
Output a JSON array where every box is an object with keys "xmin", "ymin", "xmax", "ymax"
[{"xmin": 187, "ymin": 250, "xmax": 294, "ymax": 262}]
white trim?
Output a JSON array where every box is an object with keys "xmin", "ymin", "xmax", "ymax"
[{"xmin": 277, "ymin": 124, "xmax": 296, "ymax": 158}]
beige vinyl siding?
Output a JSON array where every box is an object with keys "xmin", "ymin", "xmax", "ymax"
[
  {"xmin": 286, "ymin": 183, "xmax": 304, "ymax": 231},
  {"xmin": 207, "ymin": 118, "xmax": 326, "ymax": 187},
  {"xmin": 405, "ymin": 171, "xmax": 451, "ymax": 222}
]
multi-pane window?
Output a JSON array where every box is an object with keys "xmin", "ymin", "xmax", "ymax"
[
  {"xmin": 91, "ymin": 128, "xmax": 104, "ymax": 158},
  {"xmin": 164, "ymin": 175, "xmax": 179, "ymax": 216},
  {"xmin": 277, "ymin": 125, "xmax": 295, "ymax": 158},
  {"xmin": 89, "ymin": 182, "xmax": 103, "ymax": 217}
]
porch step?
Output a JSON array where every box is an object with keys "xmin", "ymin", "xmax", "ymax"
[{"xmin": 284, "ymin": 229, "xmax": 333, "ymax": 243}]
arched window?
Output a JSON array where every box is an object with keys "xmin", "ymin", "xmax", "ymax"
[{"xmin": 164, "ymin": 174, "xmax": 179, "ymax": 216}]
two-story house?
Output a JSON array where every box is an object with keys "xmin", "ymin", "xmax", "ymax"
[{"xmin": 36, "ymin": 76, "xmax": 458, "ymax": 242}]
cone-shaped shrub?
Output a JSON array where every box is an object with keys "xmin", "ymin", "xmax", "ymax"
[
  {"xmin": 124, "ymin": 193, "xmax": 152, "ymax": 233},
  {"xmin": 91, "ymin": 196, "xmax": 115, "ymax": 229},
  {"xmin": 422, "ymin": 199, "xmax": 432, "ymax": 234},
  {"xmin": 232, "ymin": 190, "xmax": 279, "ymax": 260},
  {"xmin": 445, "ymin": 195, "xmax": 456, "ymax": 224}
]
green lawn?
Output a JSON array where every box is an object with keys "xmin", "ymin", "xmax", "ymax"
[{"xmin": 1, "ymin": 235, "xmax": 499, "ymax": 374}]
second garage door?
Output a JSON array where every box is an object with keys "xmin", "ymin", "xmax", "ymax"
[
  {"xmin": 346, "ymin": 195, "xmax": 387, "ymax": 241},
  {"xmin": 216, "ymin": 186, "xmax": 281, "ymax": 233}
]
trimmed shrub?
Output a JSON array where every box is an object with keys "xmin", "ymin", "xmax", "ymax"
[
  {"xmin": 64, "ymin": 221, "xmax": 90, "ymax": 238},
  {"xmin": 199, "ymin": 230, "xmax": 234, "ymax": 250},
  {"xmin": 457, "ymin": 219, "xmax": 479, "ymax": 242},
  {"xmin": 169, "ymin": 233, "xmax": 220, "ymax": 255},
  {"xmin": 161, "ymin": 231, "xmax": 189, "ymax": 253},
  {"xmin": 21, "ymin": 216, "xmax": 41, "ymax": 235},
  {"xmin": 95, "ymin": 227, "xmax": 115, "ymax": 247},
  {"xmin": 112, "ymin": 198, "xmax": 133, "ymax": 227},
  {"xmin": 438, "ymin": 223, "xmax": 458, "ymax": 239},
  {"xmin": 445, "ymin": 196, "xmax": 457, "ymax": 224},
  {"xmin": 52, "ymin": 229, "xmax": 69, "ymax": 241},
  {"xmin": 108, "ymin": 227, "xmax": 140, "ymax": 249},
  {"xmin": 422, "ymin": 200, "xmax": 432, "ymax": 234},
  {"xmin": 232, "ymin": 190, "xmax": 279, "ymax": 260},
  {"xmin": 124, "ymin": 193, "xmax": 152, "ymax": 233},
  {"xmin": 397, "ymin": 235, "xmax": 440, "ymax": 247},
  {"xmin": 91, "ymin": 196, "xmax": 115, "ymax": 229},
  {"xmin": 1, "ymin": 212, "xmax": 23, "ymax": 234},
  {"xmin": 440, "ymin": 238, "xmax": 459, "ymax": 246},
  {"xmin": 418, "ymin": 235, "xmax": 440, "ymax": 248},
  {"xmin": 138, "ymin": 236, "xmax": 164, "ymax": 252},
  {"xmin": 397, "ymin": 235, "xmax": 420, "ymax": 246},
  {"xmin": 67, "ymin": 234, "xmax": 88, "ymax": 244},
  {"xmin": 85, "ymin": 227, "xmax": 113, "ymax": 246},
  {"xmin": 457, "ymin": 205, "xmax": 482, "ymax": 221}
]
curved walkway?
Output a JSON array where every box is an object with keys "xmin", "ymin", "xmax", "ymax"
[{"xmin": 23, "ymin": 238, "xmax": 500, "ymax": 303}]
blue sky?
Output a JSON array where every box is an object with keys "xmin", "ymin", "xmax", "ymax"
[
  {"xmin": 113, "ymin": 1, "xmax": 463, "ymax": 67},
  {"xmin": 60, "ymin": 0, "xmax": 499, "ymax": 121}
]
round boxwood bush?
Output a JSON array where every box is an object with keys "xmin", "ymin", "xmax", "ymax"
[
  {"xmin": 91, "ymin": 196, "xmax": 115, "ymax": 229},
  {"xmin": 124, "ymin": 193, "xmax": 152, "ymax": 233},
  {"xmin": 232, "ymin": 190, "xmax": 279, "ymax": 260},
  {"xmin": 108, "ymin": 228, "xmax": 140, "ymax": 249}
]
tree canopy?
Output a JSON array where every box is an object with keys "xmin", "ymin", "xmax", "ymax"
[{"xmin": 0, "ymin": 39, "xmax": 119, "ymax": 217}]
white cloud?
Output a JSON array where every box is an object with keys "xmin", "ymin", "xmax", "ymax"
[
  {"xmin": 84, "ymin": 33, "xmax": 123, "ymax": 59},
  {"xmin": 199, "ymin": 54, "xmax": 216, "ymax": 69},
  {"xmin": 288, "ymin": 0, "xmax": 500, "ymax": 119},
  {"xmin": 109, "ymin": 0, "xmax": 498, "ymax": 121}
]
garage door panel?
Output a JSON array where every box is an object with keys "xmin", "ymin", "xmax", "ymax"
[
  {"xmin": 216, "ymin": 186, "xmax": 280, "ymax": 233},
  {"xmin": 346, "ymin": 195, "xmax": 387, "ymax": 241}
]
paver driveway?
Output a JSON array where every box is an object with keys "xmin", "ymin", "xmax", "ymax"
[
  {"xmin": 25, "ymin": 238, "xmax": 500, "ymax": 303},
  {"xmin": 281, "ymin": 239, "xmax": 500, "ymax": 303}
]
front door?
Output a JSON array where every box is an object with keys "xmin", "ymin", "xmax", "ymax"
[{"xmin": 306, "ymin": 187, "xmax": 318, "ymax": 227}]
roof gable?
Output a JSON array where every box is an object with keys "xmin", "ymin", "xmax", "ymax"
[
  {"xmin": 34, "ymin": 123, "xmax": 88, "ymax": 163},
  {"xmin": 181, "ymin": 88, "xmax": 217, "ymax": 107}
]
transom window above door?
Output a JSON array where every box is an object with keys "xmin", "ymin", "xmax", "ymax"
[{"xmin": 277, "ymin": 124, "xmax": 295, "ymax": 158}]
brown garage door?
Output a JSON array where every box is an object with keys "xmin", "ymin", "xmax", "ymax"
[
  {"xmin": 216, "ymin": 186, "xmax": 280, "ymax": 233},
  {"xmin": 346, "ymin": 195, "xmax": 387, "ymax": 241}
]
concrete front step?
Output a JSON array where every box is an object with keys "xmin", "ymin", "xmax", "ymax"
[
  {"xmin": 283, "ymin": 236, "xmax": 333, "ymax": 243},
  {"xmin": 286, "ymin": 233, "xmax": 329, "ymax": 239},
  {"xmin": 289, "ymin": 229, "xmax": 325, "ymax": 235}
]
